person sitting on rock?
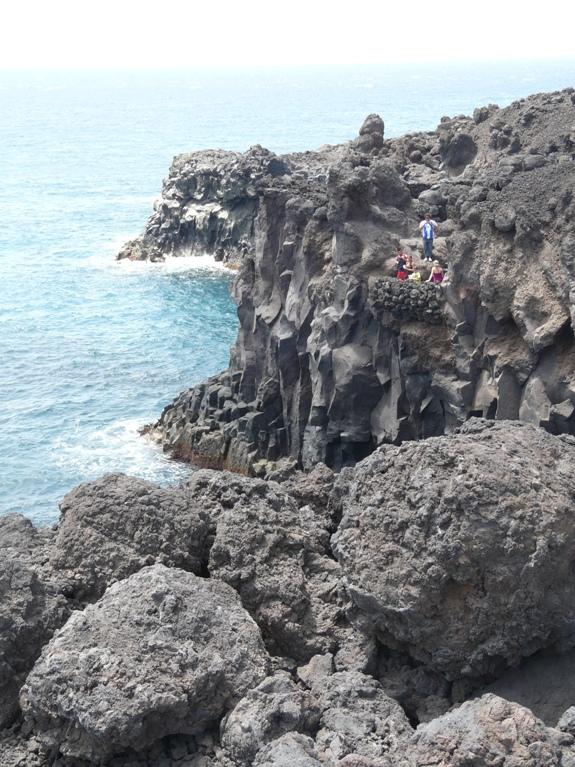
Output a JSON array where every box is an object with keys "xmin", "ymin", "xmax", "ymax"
[
  {"xmin": 408, "ymin": 269, "xmax": 422, "ymax": 283},
  {"xmin": 427, "ymin": 260, "xmax": 444, "ymax": 284},
  {"xmin": 419, "ymin": 213, "xmax": 438, "ymax": 262},
  {"xmin": 395, "ymin": 247, "xmax": 411, "ymax": 281}
]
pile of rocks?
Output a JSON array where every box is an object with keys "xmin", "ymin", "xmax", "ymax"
[
  {"xmin": 5, "ymin": 420, "xmax": 575, "ymax": 765},
  {"xmin": 369, "ymin": 278, "xmax": 444, "ymax": 324}
]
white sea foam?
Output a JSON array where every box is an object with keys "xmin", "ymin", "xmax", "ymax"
[
  {"xmin": 82, "ymin": 246, "xmax": 235, "ymax": 274},
  {"xmin": 53, "ymin": 417, "xmax": 191, "ymax": 486}
]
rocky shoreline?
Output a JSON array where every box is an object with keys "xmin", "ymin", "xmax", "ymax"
[
  {"xmin": 5, "ymin": 420, "xmax": 575, "ymax": 765},
  {"xmin": 3, "ymin": 88, "xmax": 575, "ymax": 766},
  {"xmin": 123, "ymin": 87, "xmax": 575, "ymax": 477}
]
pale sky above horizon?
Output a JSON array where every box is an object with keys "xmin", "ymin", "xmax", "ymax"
[{"xmin": 1, "ymin": 0, "xmax": 573, "ymax": 70}]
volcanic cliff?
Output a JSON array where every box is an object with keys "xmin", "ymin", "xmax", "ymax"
[
  {"xmin": 3, "ymin": 88, "xmax": 575, "ymax": 767},
  {"xmin": 120, "ymin": 87, "xmax": 575, "ymax": 476}
]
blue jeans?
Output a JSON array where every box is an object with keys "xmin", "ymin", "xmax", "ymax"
[{"xmin": 423, "ymin": 239, "xmax": 434, "ymax": 259}]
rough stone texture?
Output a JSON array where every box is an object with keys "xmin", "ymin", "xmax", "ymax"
[
  {"xmin": 369, "ymin": 278, "xmax": 444, "ymax": 324},
  {"xmin": 558, "ymin": 706, "xmax": 575, "ymax": 735},
  {"xmin": 205, "ymin": 471, "xmax": 357, "ymax": 663},
  {"xmin": 21, "ymin": 565, "xmax": 270, "ymax": 761},
  {"xmin": 0, "ymin": 726, "xmax": 206, "ymax": 767},
  {"xmin": 0, "ymin": 515, "xmax": 69, "ymax": 729},
  {"xmin": 137, "ymin": 87, "xmax": 575, "ymax": 476},
  {"xmin": 408, "ymin": 694, "xmax": 574, "ymax": 767},
  {"xmin": 253, "ymin": 733, "xmax": 322, "ymax": 767},
  {"xmin": 117, "ymin": 146, "xmax": 295, "ymax": 266},
  {"xmin": 332, "ymin": 419, "xmax": 575, "ymax": 681},
  {"xmin": 308, "ymin": 671, "xmax": 413, "ymax": 764},
  {"xmin": 220, "ymin": 673, "xmax": 321, "ymax": 765},
  {"xmin": 51, "ymin": 474, "xmax": 212, "ymax": 600}
]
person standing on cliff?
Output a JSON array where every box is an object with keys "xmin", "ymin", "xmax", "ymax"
[{"xmin": 419, "ymin": 213, "xmax": 438, "ymax": 262}]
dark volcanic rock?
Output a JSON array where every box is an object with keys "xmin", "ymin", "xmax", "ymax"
[
  {"xmin": 220, "ymin": 672, "xmax": 322, "ymax": 765},
  {"xmin": 407, "ymin": 694, "xmax": 574, "ymax": 767},
  {"xmin": 0, "ymin": 515, "xmax": 69, "ymax": 729},
  {"xmin": 206, "ymin": 472, "xmax": 354, "ymax": 663},
  {"xmin": 141, "ymin": 88, "xmax": 575, "ymax": 475},
  {"xmin": 332, "ymin": 419, "xmax": 575, "ymax": 681},
  {"xmin": 307, "ymin": 670, "xmax": 413, "ymax": 763},
  {"xmin": 21, "ymin": 565, "xmax": 270, "ymax": 761},
  {"xmin": 51, "ymin": 474, "xmax": 211, "ymax": 601},
  {"xmin": 253, "ymin": 733, "xmax": 322, "ymax": 767}
]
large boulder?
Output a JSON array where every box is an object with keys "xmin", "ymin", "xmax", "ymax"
[
  {"xmin": 207, "ymin": 473, "xmax": 347, "ymax": 662},
  {"xmin": 305, "ymin": 670, "xmax": 413, "ymax": 763},
  {"xmin": 51, "ymin": 474, "xmax": 211, "ymax": 600},
  {"xmin": 21, "ymin": 565, "xmax": 270, "ymax": 761},
  {"xmin": 332, "ymin": 419, "xmax": 575, "ymax": 680},
  {"xmin": 409, "ymin": 694, "xmax": 573, "ymax": 766},
  {"xmin": 220, "ymin": 672, "xmax": 322, "ymax": 765},
  {"xmin": 0, "ymin": 515, "xmax": 69, "ymax": 728}
]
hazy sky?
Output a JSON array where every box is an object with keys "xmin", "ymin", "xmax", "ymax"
[{"xmin": 2, "ymin": 0, "xmax": 574, "ymax": 69}]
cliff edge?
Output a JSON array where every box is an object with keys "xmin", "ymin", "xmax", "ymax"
[{"xmin": 123, "ymin": 88, "xmax": 575, "ymax": 474}]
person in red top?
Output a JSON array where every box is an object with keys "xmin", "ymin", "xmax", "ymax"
[{"xmin": 395, "ymin": 246, "xmax": 411, "ymax": 281}]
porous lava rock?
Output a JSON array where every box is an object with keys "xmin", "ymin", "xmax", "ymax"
[
  {"xmin": 408, "ymin": 694, "xmax": 574, "ymax": 767},
  {"xmin": 0, "ymin": 515, "xmax": 69, "ymax": 729},
  {"xmin": 20, "ymin": 565, "xmax": 270, "ymax": 761},
  {"xmin": 206, "ymin": 472, "xmax": 348, "ymax": 662},
  {"xmin": 220, "ymin": 672, "xmax": 322, "ymax": 765},
  {"xmin": 309, "ymin": 670, "xmax": 413, "ymax": 764},
  {"xmin": 332, "ymin": 419, "xmax": 575, "ymax": 681},
  {"xmin": 51, "ymin": 474, "xmax": 211, "ymax": 600},
  {"xmin": 253, "ymin": 733, "xmax": 322, "ymax": 767}
]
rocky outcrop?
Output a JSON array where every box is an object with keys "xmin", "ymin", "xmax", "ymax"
[
  {"xmin": 332, "ymin": 419, "xmax": 575, "ymax": 681},
  {"xmin": 0, "ymin": 515, "xmax": 69, "ymax": 729},
  {"xmin": 204, "ymin": 470, "xmax": 367, "ymax": 665},
  {"xmin": 406, "ymin": 694, "xmax": 574, "ymax": 767},
  {"xmin": 307, "ymin": 670, "xmax": 413, "ymax": 764},
  {"xmin": 135, "ymin": 88, "xmax": 575, "ymax": 475},
  {"xmin": 20, "ymin": 565, "xmax": 270, "ymax": 761},
  {"xmin": 7, "ymin": 419, "xmax": 575, "ymax": 763},
  {"xmin": 8, "ymin": 88, "xmax": 575, "ymax": 767},
  {"xmin": 117, "ymin": 145, "xmax": 331, "ymax": 266},
  {"xmin": 220, "ymin": 673, "xmax": 322, "ymax": 765},
  {"xmin": 51, "ymin": 474, "xmax": 212, "ymax": 601}
]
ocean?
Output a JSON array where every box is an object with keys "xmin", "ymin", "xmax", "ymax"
[{"xmin": 1, "ymin": 60, "xmax": 575, "ymax": 524}]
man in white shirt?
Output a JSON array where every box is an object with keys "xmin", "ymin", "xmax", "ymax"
[{"xmin": 419, "ymin": 213, "xmax": 438, "ymax": 262}]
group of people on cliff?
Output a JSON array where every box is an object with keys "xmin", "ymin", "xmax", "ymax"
[{"xmin": 394, "ymin": 213, "xmax": 444, "ymax": 284}]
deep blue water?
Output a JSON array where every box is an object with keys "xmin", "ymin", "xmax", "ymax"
[{"xmin": 1, "ymin": 61, "xmax": 575, "ymax": 524}]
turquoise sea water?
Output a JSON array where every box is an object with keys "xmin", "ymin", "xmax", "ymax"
[{"xmin": 2, "ymin": 61, "xmax": 575, "ymax": 524}]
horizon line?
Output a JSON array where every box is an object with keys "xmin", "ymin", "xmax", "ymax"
[{"xmin": 1, "ymin": 56, "xmax": 575, "ymax": 73}]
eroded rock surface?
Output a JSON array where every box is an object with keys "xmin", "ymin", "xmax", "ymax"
[
  {"xmin": 220, "ymin": 672, "xmax": 322, "ymax": 765},
  {"xmin": 51, "ymin": 474, "xmax": 211, "ymax": 600},
  {"xmin": 309, "ymin": 670, "xmax": 413, "ymax": 764},
  {"xmin": 21, "ymin": 565, "xmax": 270, "ymax": 761},
  {"xmin": 0, "ymin": 515, "xmax": 69, "ymax": 729},
  {"xmin": 332, "ymin": 419, "xmax": 575, "ymax": 680},
  {"xmin": 205, "ymin": 471, "xmax": 355, "ymax": 663},
  {"xmin": 131, "ymin": 88, "xmax": 575, "ymax": 475},
  {"xmin": 408, "ymin": 694, "xmax": 574, "ymax": 767}
]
